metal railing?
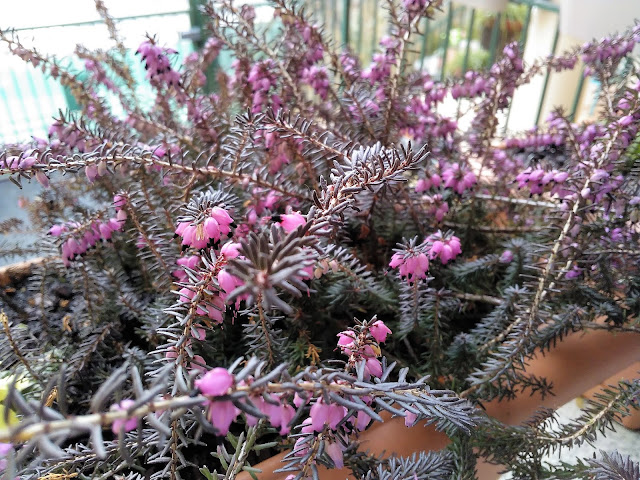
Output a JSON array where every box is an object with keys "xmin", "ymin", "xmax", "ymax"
[
  {"xmin": 311, "ymin": 0, "xmax": 569, "ymax": 131},
  {"xmin": 0, "ymin": 9, "xmax": 193, "ymax": 144},
  {"xmin": 1, "ymin": 0, "xmax": 572, "ymax": 144}
]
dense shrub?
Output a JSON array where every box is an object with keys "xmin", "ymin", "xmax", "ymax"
[{"xmin": 1, "ymin": 1, "xmax": 639, "ymax": 478}]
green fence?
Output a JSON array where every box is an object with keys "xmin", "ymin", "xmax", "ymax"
[
  {"xmin": 0, "ymin": 0, "xmax": 567, "ymax": 144},
  {"xmin": 0, "ymin": 9, "xmax": 193, "ymax": 144}
]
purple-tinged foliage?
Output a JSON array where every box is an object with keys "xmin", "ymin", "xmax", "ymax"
[{"xmin": 0, "ymin": 0, "xmax": 639, "ymax": 479}]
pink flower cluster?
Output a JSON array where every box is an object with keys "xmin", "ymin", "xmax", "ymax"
[
  {"xmin": 337, "ymin": 319, "xmax": 392, "ymax": 379},
  {"xmin": 172, "ymin": 255, "xmax": 200, "ymax": 282},
  {"xmin": 403, "ymin": 0, "xmax": 428, "ymax": 13},
  {"xmin": 1, "ymin": 153, "xmax": 52, "ymax": 187},
  {"xmin": 423, "ymin": 194, "xmax": 449, "ymax": 222},
  {"xmin": 451, "ymin": 71, "xmax": 493, "ymax": 99},
  {"xmin": 581, "ymin": 31, "xmax": 639, "ymax": 75},
  {"xmin": 2, "ymin": 154, "xmax": 36, "ymax": 170},
  {"xmin": 389, "ymin": 247, "xmax": 430, "ymax": 283},
  {"xmin": 111, "ymin": 399, "xmax": 137, "ymax": 434},
  {"xmin": 50, "ymin": 194, "xmax": 127, "ymax": 267},
  {"xmin": 175, "ymin": 206, "xmax": 234, "ymax": 250},
  {"xmin": 404, "ymin": 77, "xmax": 456, "ymax": 141},
  {"xmin": 245, "ymin": 390, "xmax": 296, "ymax": 434},
  {"xmin": 195, "ymin": 367, "xmax": 239, "ymax": 435},
  {"xmin": 48, "ymin": 120, "xmax": 96, "ymax": 153},
  {"xmin": 274, "ymin": 210, "xmax": 307, "ymax": 233},
  {"xmin": 186, "ymin": 95, "xmax": 219, "ymax": 144},
  {"xmin": 362, "ymin": 36, "xmax": 400, "ymax": 84},
  {"xmin": 515, "ymin": 167, "xmax": 569, "ymax": 196},
  {"xmin": 415, "ymin": 172, "xmax": 442, "ymax": 193},
  {"xmin": 426, "ymin": 232, "xmax": 462, "ymax": 265},
  {"xmin": 490, "ymin": 149, "xmax": 518, "ymax": 176},
  {"xmin": 301, "ymin": 65, "xmax": 330, "ymax": 100},
  {"xmin": 245, "ymin": 188, "xmax": 280, "ymax": 225},
  {"xmin": 84, "ymin": 160, "xmax": 109, "ymax": 183},
  {"xmin": 196, "ymin": 367, "xmax": 297, "ymax": 436},
  {"xmin": 340, "ymin": 50, "xmax": 359, "ymax": 82},
  {"xmin": 441, "ymin": 163, "xmax": 476, "ymax": 195},
  {"xmin": 165, "ymin": 341, "xmax": 208, "ymax": 373},
  {"xmin": 182, "ymin": 37, "xmax": 222, "ymax": 88},
  {"xmin": 177, "ymin": 241, "xmax": 244, "ymax": 324},
  {"xmin": 216, "ymin": 242, "xmax": 245, "ymax": 300},
  {"xmin": 136, "ymin": 40, "xmax": 181, "ymax": 87},
  {"xmin": 84, "ymin": 59, "xmax": 116, "ymax": 91},
  {"xmin": 0, "ymin": 442, "xmax": 11, "ymax": 472},
  {"xmin": 390, "ymin": 232, "xmax": 462, "ymax": 281},
  {"xmin": 261, "ymin": 131, "xmax": 293, "ymax": 174},
  {"xmin": 248, "ymin": 59, "xmax": 281, "ymax": 113}
]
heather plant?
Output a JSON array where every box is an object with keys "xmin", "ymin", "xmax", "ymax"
[{"xmin": 0, "ymin": 1, "xmax": 639, "ymax": 479}]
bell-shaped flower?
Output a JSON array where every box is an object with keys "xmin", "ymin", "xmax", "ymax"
[
  {"xmin": 369, "ymin": 320, "xmax": 392, "ymax": 343},
  {"xmin": 111, "ymin": 399, "xmax": 137, "ymax": 434},
  {"xmin": 195, "ymin": 367, "xmax": 234, "ymax": 396}
]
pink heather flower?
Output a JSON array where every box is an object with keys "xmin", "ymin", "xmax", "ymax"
[
  {"xmin": 337, "ymin": 331, "xmax": 356, "ymax": 352},
  {"xmin": 48, "ymin": 225, "xmax": 66, "ymax": 236},
  {"xmin": 426, "ymin": 194, "xmax": 449, "ymax": 222},
  {"xmin": 178, "ymin": 255, "xmax": 200, "ymax": 269},
  {"xmin": 207, "ymin": 400, "xmax": 240, "ymax": 435},
  {"xmin": 195, "ymin": 367, "xmax": 234, "ymax": 396},
  {"xmin": 113, "ymin": 194, "xmax": 127, "ymax": 209},
  {"xmin": 35, "ymin": 170, "xmax": 49, "ymax": 188},
  {"xmin": 302, "ymin": 65, "xmax": 330, "ymax": 100},
  {"xmin": 98, "ymin": 223, "xmax": 114, "ymax": 241},
  {"xmin": 565, "ymin": 266, "xmax": 582, "ymax": 279},
  {"xmin": 136, "ymin": 40, "xmax": 181, "ymax": 87},
  {"xmin": 325, "ymin": 441, "xmax": 344, "ymax": 469},
  {"xmin": 111, "ymin": 399, "xmax": 137, "ymax": 434},
  {"xmin": 442, "ymin": 164, "xmax": 476, "ymax": 194},
  {"xmin": 310, "ymin": 400, "xmax": 346, "ymax": 432},
  {"xmin": 294, "ymin": 392, "xmax": 309, "ymax": 408},
  {"xmin": 220, "ymin": 241, "xmax": 241, "ymax": 259},
  {"xmin": 244, "ymin": 394, "xmax": 266, "ymax": 428},
  {"xmin": 217, "ymin": 269, "xmax": 244, "ymax": 295},
  {"xmin": 1, "ymin": 156, "xmax": 19, "ymax": 169},
  {"xmin": 191, "ymin": 354, "xmax": 208, "ymax": 373},
  {"xmin": 404, "ymin": 410, "xmax": 418, "ymax": 427},
  {"xmin": 263, "ymin": 401, "xmax": 296, "ymax": 435},
  {"xmin": 415, "ymin": 173, "xmax": 441, "ymax": 193},
  {"xmin": 369, "ymin": 320, "xmax": 392, "ymax": 343},
  {"xmin": 173, "ymin": 255, "xmax": 200, "ymax": 281},
  {"xmin": 389, "ymin": 251, "xmax": 430, "ymax": 283},
  {"xmin": 500, "ymin": 250, "xmax": 514, "ymax": 264},
  {"xmin": 350, "ymin": 410, "xmax": 371, "ymax": 431},
  {"xmin": 85, "ymin": 164, "xmax": 99, "ymax": 183},
  {"xmin": 415, "ymin": 178, "xmax": 429, "ymax": 193},
  {"xmin": 277, "ymin": 211, "xmax": 306, "ymax": 233},
  {"xmin": 192, "ymin": 325, "xmax": 207, "ymax": 341},
  {"xmin": 108, "ymin": 217, "xmax": 125, "ymax": 231},
  {"xmin": 18, "ymin": 156, "xmax": 36, "ymax": 169},
  {"xmin": 366, "ymin": 357, "xmax": 383, "ymax": 378},
  {"xmin": 203, "ymin": 294, "xmax": 225, "ymax": 323},
  {"xmin": 618, "ymin": 115, "xmax": 634, "ymax": 127},
  {"xmin": 428, "ymin": 233, "xmax": 462, "ymax": 265},
  {"xmin": 176, "ymin": 207, "xmax": 234, "ymax": 250},
  {"xmin": 0, "ymin": 443, "xmax": 12, "ymax": 456}
]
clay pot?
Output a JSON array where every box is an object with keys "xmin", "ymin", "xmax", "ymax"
[
  {"xmin": 237, "ymin": 325, "xmax": 640, "ymax": 480},
  {"xmin": 0, "ymin": 257, "xmax": 46, "ymax": 287}
]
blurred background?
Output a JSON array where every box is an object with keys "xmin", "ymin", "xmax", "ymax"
[{"xmin": 2, "ymin": 0, "xmax": 640, "ymax": 145}]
